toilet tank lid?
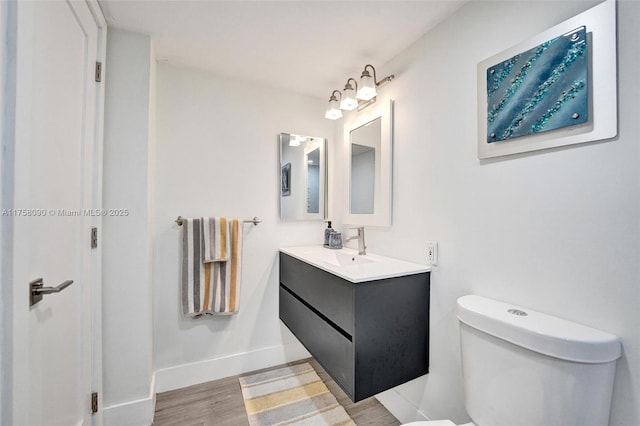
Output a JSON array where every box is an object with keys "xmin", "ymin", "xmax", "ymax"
[{"xmin": 457, "ymin": 295, "xmax": 621, "ymax": 363}]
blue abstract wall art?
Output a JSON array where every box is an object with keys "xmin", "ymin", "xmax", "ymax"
[{"xmin": 486, "ymin": 26, "xmax": 588, "ymax": 143}]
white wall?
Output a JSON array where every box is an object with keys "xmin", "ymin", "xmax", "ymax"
[
  {"xmin": 102, "ymin": 28, "xmax": 155, "ymax": 424},
  {"xmin": 152, "ymin": 63, "xmax": 332, "ymax": 390},
  {"xmin": 332, "ymin": 1, "xmax": 639, "ymax": 425}
]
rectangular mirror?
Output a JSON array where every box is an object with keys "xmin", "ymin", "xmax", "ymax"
[
  {"xmin": 350, "ymin": 118, "xmax": 380, "ymax": 214},
  {"xmin": 343, "ymin": 100, "xmax": 393, "ymax": 227},
  {"xmin": 279, "ymin": 133, "xmax": 327, "ymax": 221}
]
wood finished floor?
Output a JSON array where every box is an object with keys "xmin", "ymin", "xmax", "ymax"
[{"xmin": 152, "ymin": 358, "xmax": 401, "ymax": 426}]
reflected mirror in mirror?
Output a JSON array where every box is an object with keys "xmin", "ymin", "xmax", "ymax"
[
  {"xmin": 279, "ymin": 133, "xmax": 327, "ymax": 221},
  {"xmin": 350, "ymin": 117, "xmax": 381, "ymax": 214},
  {"xmin": 343, "ymin": 100, "xmax": 393, "ymax": 227},
  {"xmin": 307, "ymin": 148, "xmax": 320, "ymax": 214}
]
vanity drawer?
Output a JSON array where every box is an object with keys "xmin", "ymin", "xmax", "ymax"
[
  {"xmin": 279, "ymin": 286, "xmax": 354, "ymax": 398},
  {"xmin": 279, "ymin": 253, "xmax": 354, "ymax": 335}
]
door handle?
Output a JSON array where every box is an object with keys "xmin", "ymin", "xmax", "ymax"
[{"xmin": 30, "ymin": 278, "xmax": 74, "ymax": 307}]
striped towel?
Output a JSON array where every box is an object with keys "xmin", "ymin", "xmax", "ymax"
[
  {"xmin": 181, "ymin": 217, "xmax": 244, "ymax": 316},
  {"xmin": 202, "ymin": 217, "xmax": 230, "ymax": 262}
]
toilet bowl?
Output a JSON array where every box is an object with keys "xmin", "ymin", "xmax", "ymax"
[{"xmin": 400, "ymin": 295, "xmax": 620, "ymax": 426}]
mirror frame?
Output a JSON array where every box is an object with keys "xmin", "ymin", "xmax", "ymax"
[
  {"xmin": 279, "ymin": 133, "xmax": 328, "ymax": 221},
  {"xmin": 343, "ymin": 100, "xmax": 393, "ymax": 227}
]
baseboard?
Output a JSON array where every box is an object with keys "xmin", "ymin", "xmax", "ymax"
[
  {"xmin": 100, "ymin": 342, "xmax": 309, "ymax": 425},
  {"xmin": 375, "ymin": 388, "xmax": 430, "ymax": 424},
  {"xmin": 102, "ymin": 373, "xmax": 156, "ymax": 426},
  {"xmin": 154, "ymin": 341, "xmax": 310, "ymax": 393}
]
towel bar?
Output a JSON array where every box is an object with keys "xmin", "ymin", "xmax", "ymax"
[{"xmin": 175, "ymin": 216, "xmax": 261, "ymax": 226}]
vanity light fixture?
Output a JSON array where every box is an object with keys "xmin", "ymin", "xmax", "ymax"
[
  {"xmin": 325, "ymin": 90, "xmax": 343, "ymax": 120},
  {"xmin": 324, "ymin": 64, "xmax": 394, "ymax": 119},
  {"xmin": 340, "ymin": 78, "xmax": 359, "ymax": 111},
  {"xmin": 289, "ymin": 135, "xmax": 309, "ymax": 146},
  {"xmin": 356, "ymin": 64, "xmax": 394, "ymax": 101}
]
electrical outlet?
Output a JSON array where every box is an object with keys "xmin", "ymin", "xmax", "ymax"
[{"xmin": 426, "ymin": 241, "xmax": 438, "ymax": 266}]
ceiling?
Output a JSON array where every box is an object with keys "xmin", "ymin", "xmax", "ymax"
[{"xmin": 98, "ymin": 0, "xmax": 467, "ymax": 99}]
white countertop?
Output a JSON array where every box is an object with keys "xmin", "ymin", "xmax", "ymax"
[{"xmin": 279, "ymin": 245, "xmax": 430, "ymax": 283}]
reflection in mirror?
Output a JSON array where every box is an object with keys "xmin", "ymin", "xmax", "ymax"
[
  {"xmin": 350, "ymin": 117, "xmax": 381, "ymax": 214},
  {"xmin": 306, "ymin": 147, "xmax": 320, "ymax": 214},
  {"xmin": 279, "ymin": 133, "xmax": 327, "ymax": 221},
  {"xmin": 351, "ymin": 144, "xmax": 374, "ymax": 213},
  {"xmin": 343, "ymin": 100, "xmax": 393, "ymax": 227}
]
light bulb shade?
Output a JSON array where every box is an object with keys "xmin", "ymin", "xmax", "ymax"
[
  {"xmin": 325, "ymin": 98, "xmax": 342, "ymax": 120},
  {"xmin": 356, "ymin": 73, "xmax": 376, "ymax": 101},
  {"xmin": 340, "ymin": 87, "xmax": 358, "ymax": 111}
]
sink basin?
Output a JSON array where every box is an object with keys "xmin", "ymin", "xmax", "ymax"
[
  {"xmin": 280, "ymin": 245, "xmax": 430, "ymax": 283},
  {"xmin": 307, "ymin": 249, "xmax": 375, "ymax": 267},
  {"xmin": 331, "ymin": 251, "xmax": 374, "ymax": 266}
]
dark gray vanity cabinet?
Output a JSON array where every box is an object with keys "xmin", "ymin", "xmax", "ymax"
[{"xmin": 279, "ymin": 252, "xmax": 430, "ymax": 402}]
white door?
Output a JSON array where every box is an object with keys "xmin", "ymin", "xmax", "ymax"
[{"xmin": 6, "ymin": 1, "xmax": 105, "ymax": 425}]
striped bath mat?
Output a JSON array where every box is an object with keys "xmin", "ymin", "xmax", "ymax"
[{"xmin": 239, "ymin": 363, "xmax": 355, "ymax": 426}]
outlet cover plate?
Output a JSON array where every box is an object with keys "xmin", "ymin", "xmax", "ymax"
[{"xmin": 426, "ymin": 241, "xmax": 438, "ymax": 266}]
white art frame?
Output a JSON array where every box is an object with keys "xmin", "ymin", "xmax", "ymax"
[{"xmin": 477, "ymin": 0, "xmax": 617, "ymax": 160}]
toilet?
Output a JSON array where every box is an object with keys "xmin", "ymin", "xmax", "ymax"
[{"xmin": 403, "ymin": 295, "xmax": 621, "ymax": 426}]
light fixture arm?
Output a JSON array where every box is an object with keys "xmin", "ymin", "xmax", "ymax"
[
  {"xmin": 362, "ymin": 64, "xmax": 377, "ymax": 84},
  {"xmin": 361, "ymin": 64, "xmax": 394, "ymax": 88},
  {"xmin": 344, "ymin": 77, "xmax": 358, "ymax": 92},
  {"xmin": 325, "ymin": 89, "xmax": 344, "ymax": 120}
]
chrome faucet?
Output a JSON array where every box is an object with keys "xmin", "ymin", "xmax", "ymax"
[{"xmin": 345, "ymin": 226, "xmax": 366, "ymax": 255}]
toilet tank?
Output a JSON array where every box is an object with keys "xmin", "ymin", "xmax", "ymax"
[{"xmin": 457, "ymin": 295, "xmax": 620, "ymax": 426}]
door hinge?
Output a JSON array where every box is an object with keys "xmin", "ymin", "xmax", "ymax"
[
  {"xmin": 95, "ymin": 61, "xmax": 102, "ymax": 83},
  {"xmin": 91, "ymin": 227, "xmax": 98, "ymax": 249},
  {"xmin": 91, "ymin": 392, "xmax": 98, "ymax": 414}
]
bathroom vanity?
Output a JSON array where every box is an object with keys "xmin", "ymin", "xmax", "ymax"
[{"xmin": 279, "ymin": 246, "xmax": 430, "ymax": 402}]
